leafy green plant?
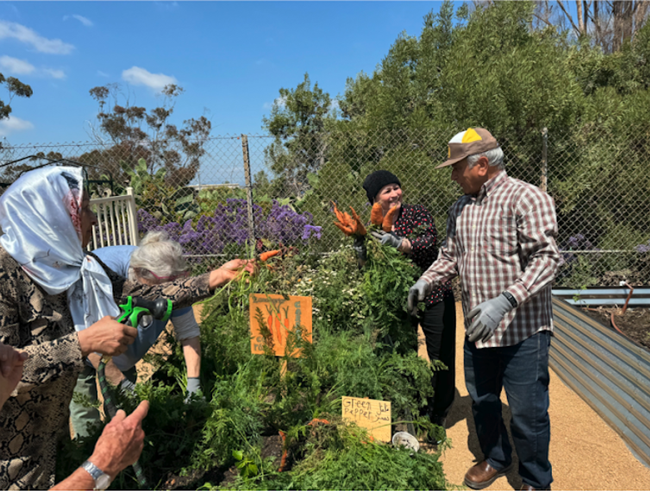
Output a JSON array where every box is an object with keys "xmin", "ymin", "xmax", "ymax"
[{"xmin": 232, "ymin": 450, "xmax": 259, "ymax": 479}]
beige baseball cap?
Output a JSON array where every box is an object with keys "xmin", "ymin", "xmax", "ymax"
[{"xmin": 436, "ymin": 128, "xmax": 499, "ymax": 169}]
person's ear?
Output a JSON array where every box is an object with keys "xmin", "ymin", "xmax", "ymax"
[{"xmin": 477, "ymin": 156, "xmax": 490, "ymax": 176}]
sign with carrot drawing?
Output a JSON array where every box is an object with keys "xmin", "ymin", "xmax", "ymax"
[{"xmin": 249, "ymin": 294, "xmax": 312, "ymax": 357}]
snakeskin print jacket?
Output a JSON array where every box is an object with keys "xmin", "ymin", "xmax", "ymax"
[{"xmin": 0, "ymin": 247, "xmax": 212, "ymax": 489}]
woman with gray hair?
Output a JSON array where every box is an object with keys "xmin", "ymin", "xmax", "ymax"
[{"xmin": 70, "ymin": 231, "xmax": 215, "ymax": 438}]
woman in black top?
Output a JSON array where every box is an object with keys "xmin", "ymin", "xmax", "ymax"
[{"xmin": 362, "ymin": 170, "xmax": 456, "ymax": 429}]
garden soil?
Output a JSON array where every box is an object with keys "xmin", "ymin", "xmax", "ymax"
[
  {"xmin": 135, "ymin": 303, "xmax": 650, "ymax": 490},
  {"xmin": 420, "ymin": 302, "xmax": 650, "ymax": 490},
  {"xmin": 582, "ymin": 306, "xmax": 650, "ymax": 351}
]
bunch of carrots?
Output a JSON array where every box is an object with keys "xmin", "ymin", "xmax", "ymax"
[
  {"xmin": 371, "ymin": 202, "xmax": 399, "ymax": 232},
  {"xmin": 332, "ymin": 200, "xmax": 400, "ymax": 238},
  {"xmin": 332, "ymin": 202, "xmax": 366, "ymax": 237},
  {"xmin": 265, "ymin": 304, "xmax": 290, "ymax": 345}
]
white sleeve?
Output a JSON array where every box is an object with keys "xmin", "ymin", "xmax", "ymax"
[{"xmin": 170, "ymin": 309, "xmax": 201, "ymax": 341}]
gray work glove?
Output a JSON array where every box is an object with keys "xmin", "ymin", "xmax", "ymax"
[
  {"xmin": 407, "ymin": 279, "xmax": 431, "ymax": 316},
  {"xmin": 466, "ymin": 293, "xmax": 517, "ymax": 343},
  {"xmin": 185, "ymin": 377, "xmax": 203, "ymax": 403},
  {"xmin": 353, "ymin": 235, "xmax": 367, "ymax": 262},
  {"xmin": 371, "ymin": 230, "xmax": 403, "ymax": 249}
]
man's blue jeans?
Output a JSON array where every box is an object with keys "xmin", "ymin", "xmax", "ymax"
[{"xmin": 464, "ymin": 331, "xmax": 552, "ymax": 489}]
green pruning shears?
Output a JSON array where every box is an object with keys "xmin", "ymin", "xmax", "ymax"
[
  {"xmin": 98, "ymin": 296, "xmax": 172, "ymax": 488},
  {"xmin": 116, "ymin": 296, "xmax": 173, "ymax": 327}
]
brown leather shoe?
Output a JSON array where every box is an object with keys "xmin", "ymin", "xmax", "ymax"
[{"xmin": 463, "ymin": 460, "xmax": 511, "ymax": 490}]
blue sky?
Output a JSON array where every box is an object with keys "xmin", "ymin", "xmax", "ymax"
[{"xmin": 0, "ymin": 1, "xmax": 445, "ymax": 145}]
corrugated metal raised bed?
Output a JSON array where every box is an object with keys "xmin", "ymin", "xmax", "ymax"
[{"xmin": 550, "ymin": 296, "xmax": 650, "ymax": 467}]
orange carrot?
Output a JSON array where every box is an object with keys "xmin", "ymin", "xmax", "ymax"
[
  {"xmin": 278, "ymin": 431, "xmax": 288, "ymax": 472},
  {"xmin": 332, "ymin": 202, "xmax": 348, "ymax": 226},
  {"xmin": 260, "ymin": 250, "xmax": 281, "ymax": 262},
  {"xmin": 307, "ymin": 418, "xmax": 330, "ymax": 426},
  {"xmin": 267, "ymin": 308, "xmax": 275, "ymax": 340},
  {"xmin": 275, "ymin": 315, "xmax": 283, "ymax": 344},
  {"xmin": 349, "ymin": 206, "xmax": 367, "ymax": 236},
  {"xmin": 382, "ymin": 205, "xmax": 400, "ymax": 232},
  {"xmin": 334, "ymin": 221, "xmax": 355, "ymax": 236},
  {"xmin": 370, "ymin": 202, "xmax": 384, "ymax": 227}
]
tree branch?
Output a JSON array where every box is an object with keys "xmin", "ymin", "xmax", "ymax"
[
  {"xmin": 533, "ymin": 12, "xmax": 554, "ymax": 27},
  {"xmin": 557, "ymin": 0, "xmax": 582, "ymax": 36}
]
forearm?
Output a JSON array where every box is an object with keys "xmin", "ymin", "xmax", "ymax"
[
  {"xmin": 87, "ymin": 353, "xmax": 126, "ymax": 386},
  {"xmin": 505, "ymin": 254, "xmax": 558, "ymax": 306},
  {"xmin": 51, "ymin": 468, "xmax": 94, "ymax": 491},
  {"xmin": 181, "ymin": 337, "xmax": 201, "ymax": 378},
  {"xmin": 18, "ymin": 333, "xmax": 84, "ymax": 391},
  {"xmin": 420, "ymin": 247, "xmax": 458, "ymax": 287},
  {"xmin": 508, "ymin": 192, "xmax": 559, "ymax": 305},
  {"xmin": 114, "ymin": 274, "xmax": 212, "ymax": 311}
]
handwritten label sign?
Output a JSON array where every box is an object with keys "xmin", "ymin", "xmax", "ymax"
[
  {"xmin": 249, "ymin": 294, "xmax": 312, "ymax": 357},
  {"xmin": 342, "ymin": 396, "xmax": 392, "ymax": 442}
]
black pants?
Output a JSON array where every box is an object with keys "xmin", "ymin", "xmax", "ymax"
[{"xmin": 419, "ymin": 294, "xmax": 457, "ymax": 420}]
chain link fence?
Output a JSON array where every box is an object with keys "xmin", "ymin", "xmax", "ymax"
[{"xmin": 1, "ymin": 127, "xmax": 648, "ymax": 286}]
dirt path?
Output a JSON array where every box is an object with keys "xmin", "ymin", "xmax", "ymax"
[{"xmin": 419, "ymin": 302, "xmax": 650, "ymax": 490}]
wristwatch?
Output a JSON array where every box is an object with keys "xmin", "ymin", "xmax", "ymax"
[{"xmin": 81, "ymin": 460, "xmax": 112, "ymax": 491}]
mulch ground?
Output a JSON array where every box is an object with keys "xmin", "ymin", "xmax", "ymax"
[{"xmin": 582, "ymin": 306, "xmax": 650, "ymax": 351}]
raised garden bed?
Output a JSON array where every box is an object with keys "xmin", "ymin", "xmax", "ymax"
[{"xmin": 582, "ymin": 306, "xmax": 650, "ymax": 351}]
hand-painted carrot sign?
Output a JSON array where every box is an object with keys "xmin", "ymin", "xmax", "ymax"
[
  {"xmin": 342, "ymin": 396, "xmax": 392, "ymax": 442},
  {"xmin": 249, "ymin": 294, "xmax": 312, "ymax": 357}
]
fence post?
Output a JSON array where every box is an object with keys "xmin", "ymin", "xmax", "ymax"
[
  {"xmin": 241, "ymin": 134, "xmax": 257, "ymax": 258},
  {"xmin": 126, "ymin": 187, "xmax": 140, "ymax": 246},
  {"xmin": 541, "ymin": 127, "xmax": 548, "ymax": 192}
]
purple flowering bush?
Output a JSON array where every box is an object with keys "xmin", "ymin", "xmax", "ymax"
[{"xmin": 138, "ymin": 198, "xmax": 322, "ymax": 258}]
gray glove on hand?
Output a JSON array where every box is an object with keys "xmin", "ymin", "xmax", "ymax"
[
  {"xmin": 353, "ymin": 235, "xmax": 367, "ymax": 262},
  {"xmin": 466, "ymin": 293, "xmax": 516, "ymax": 343},
  {"xmin": 407, "ymin": 279, "xmax": 430, "ymax": 316},
  {"xmin": 371, "ymin": 230, "xmax": 403, "ymax": 249},
  {"xmin": 185, "ymin": 377, "xmax": 202, "ymax": 403}
]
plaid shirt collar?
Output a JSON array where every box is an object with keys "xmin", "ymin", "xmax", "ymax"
[{"xmin": 475, "ymin": 170, "xmax": 508, "ymax": 202}]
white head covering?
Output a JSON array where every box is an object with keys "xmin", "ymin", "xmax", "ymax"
[{"xmin": 0, "ymin": 165, "xmax": 120, "ymax": 332}]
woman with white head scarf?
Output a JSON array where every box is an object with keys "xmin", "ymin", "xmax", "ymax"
[{"xmin": 0, "ymin": 166, "xmax": 253, "ymax": 489}]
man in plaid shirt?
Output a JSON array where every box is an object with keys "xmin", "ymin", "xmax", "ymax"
[{"xmin": 408, "ymin": 128, "xmax": 559, "ymax": 491}]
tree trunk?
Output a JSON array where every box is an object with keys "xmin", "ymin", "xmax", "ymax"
[
  {"xmin": 613, "ymin": 1, "xmax": 624, "ymax": 52},
  {"xmin": 577, "ymin": 0, "xmax": 585, "ymax": 34},
  {"xmin": 594, "ymin": 1, "xmax": 603, "ymax": 49},
  {"xmin": 635, "ymin": 1, "xmax": 650, "ymax": 34}
]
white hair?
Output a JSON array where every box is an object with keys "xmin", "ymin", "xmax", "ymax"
[
  {"xmin": 128, "ymin": 231, "xmax": 188, "ymax": 282},
  {"xmin": 467, "ymin": 147, "xmax": 505, "ymax": 170}
]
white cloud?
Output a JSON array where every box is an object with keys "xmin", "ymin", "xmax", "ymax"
[
  {"xmin": 42, "ymin": 68, "xmax": 65, "ymax": 79},
  {"xmin": 0, "ymin": 55, "xmax": 35, "ymax": 75},
  {"xmin": 330, "ymin": 100, "xmax": 340, "ymax": 110},
  {"xmin": 0, "ymin": 116, "xmax": 34, "ymax": 136},
  {"xmin": 122, "ymin": 66, "xmax": 177, "ymax": 92},
  {"xmin": 0, "ymin": 55, "xmax": 64, "ymax": 79},
  {"xmin": 71, "ymin": 15, "xmax": 93, "ymax": 27},
  {"xmin": 97, "ymin": 70, "xmax": 109, "ymax": 78},
  {"xmin": 0, "ymin": 20, "xmax": 74, "ymax": 54}
]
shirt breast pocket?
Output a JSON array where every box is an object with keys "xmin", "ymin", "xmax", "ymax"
[{"xmin": 484, "ymin": 217, "xmax": 518, "ymax": 256}]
